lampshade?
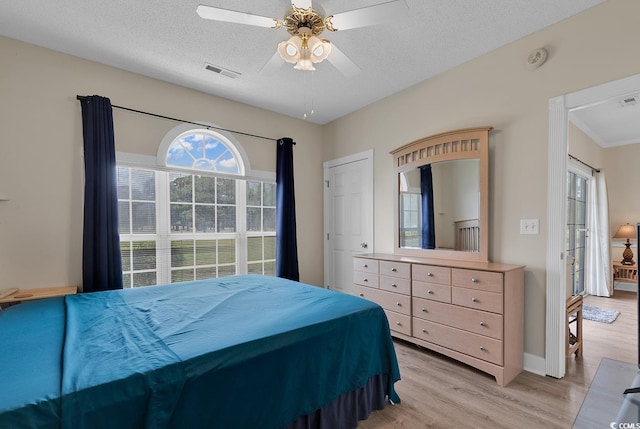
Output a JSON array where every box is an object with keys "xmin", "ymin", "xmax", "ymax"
[
  {"xmin": 278, "ymin": 31, "xmax": 332, "ymax": 71},
  {"xmin": 613, "ymin": 223, "xmax": 636, "ymax": 240}
]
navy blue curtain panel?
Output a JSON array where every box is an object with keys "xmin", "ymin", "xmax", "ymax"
[
  {"xmin": 420, "ymin": 165, "xmax": 436, "ymax": 249},
  {"xmin": 79, "ymin": 95, "xmax": 123, "ymax": 292},
  {"xmin": 276, "ymin": 137, "xmax": 300, "ymax": 281}
]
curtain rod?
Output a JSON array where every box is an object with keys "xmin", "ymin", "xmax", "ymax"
[
  {"xmin": 568, "ymin": 154, "xmax": 600, "ymax": 173},
  {"xmin": 76, "ymin": 95, "xmax": 283, "ymax": 143}
]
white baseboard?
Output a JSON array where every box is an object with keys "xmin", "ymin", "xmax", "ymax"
[{"xmin": 523, "ymin": 352, "xmax": 546, "ymax": 376}]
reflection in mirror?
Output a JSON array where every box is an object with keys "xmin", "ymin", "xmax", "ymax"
[{"xmin": 399, "ymin": 160, "xmax": 479, "ymax": 251}]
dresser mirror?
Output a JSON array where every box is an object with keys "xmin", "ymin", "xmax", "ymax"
[{"xmin": 392, "ymin": 127, "xmax": 492, "ymax": 261}]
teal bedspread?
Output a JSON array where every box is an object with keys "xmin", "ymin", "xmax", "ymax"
[{"xmin": 0, "ymin": 275, "xmax": 400, "ymax": 428}]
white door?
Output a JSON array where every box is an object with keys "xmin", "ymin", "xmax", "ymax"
[{"xmin": 323, "ymin": 150, "xmax": 374, "ymax": 293}]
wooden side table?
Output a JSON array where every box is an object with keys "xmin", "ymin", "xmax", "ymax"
[
  {"xmin": 0, "ymin": 286, "xmax": 77, "ymax": 309},
  {"xmin": 566, "ymin": 294, "xmax": 583, "ymax": 359},
  {"xmin": 612, "ymin": 262, "xmax": 637, "ymax": 290}
]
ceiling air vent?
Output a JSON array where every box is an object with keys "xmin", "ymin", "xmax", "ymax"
[
  {"xmin": 619, "ymin": 95, "xmax": 639, "ymax": 108},
  {"xmin": 204, "ymin": 63, "xmax": 241, "ymax": 79}
]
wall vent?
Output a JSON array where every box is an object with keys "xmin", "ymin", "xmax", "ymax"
[
  {"xmin": 619, "ymin": 95, "xmax": 639, "ymax": 107},
  {"xmin": 204, "ymin": 63, "xmax": 241, "ymax": 79}
]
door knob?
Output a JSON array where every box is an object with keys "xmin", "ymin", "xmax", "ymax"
[{"xmin": 360, "ymin": 242, "xmax": 368, "ymax": 248}]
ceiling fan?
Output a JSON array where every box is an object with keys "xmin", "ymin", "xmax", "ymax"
[{"xmin": 196, "ymin": 0, "xmax": 408, "ymax": 77}]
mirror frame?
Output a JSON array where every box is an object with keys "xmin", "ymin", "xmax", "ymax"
[{"xmin": 392, "ymin": 127, "xmax": 492, "ymax": 262}]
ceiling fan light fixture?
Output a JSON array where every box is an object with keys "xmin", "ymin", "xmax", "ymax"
[
  {"xmin": 278, "ymin": 36, "xmax": 302, "ymax": 64},
  {"xmin": 308, "ymin": 36, "xmax": 331, "ymax": 63}
]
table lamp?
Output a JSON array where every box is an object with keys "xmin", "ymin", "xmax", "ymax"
[{"xmin": 613, "ymin": 223, "xmax": 636, "ymax": 265}]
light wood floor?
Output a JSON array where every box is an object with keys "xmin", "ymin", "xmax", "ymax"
[{"xmin": 359, "ymin": 290, "xmax": 637, "ymax": 429}]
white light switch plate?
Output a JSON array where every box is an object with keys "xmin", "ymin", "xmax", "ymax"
[{"xmin": 520, "ymin": 219, "xmax": 539, "ymax": 235}]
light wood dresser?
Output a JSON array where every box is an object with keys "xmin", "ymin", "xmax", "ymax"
[{"xmin": 353, "ymin": 253, "xmax": 524, "ymax": 386}]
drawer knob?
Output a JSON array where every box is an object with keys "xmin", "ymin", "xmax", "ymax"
[
  {"xmin": 391, "ymin": 283, "xmax": 397, "ymax": 288},
  {"xmin": 396, "ymin": 322, "xmax": 402, "ymax": 326},
  {"xmin": 427, "ymin": 272, "xmax": 433, "ymax": 277},
  {"xmin": 359, "ymin": 293, "xmax": 364, "ymax": 297},
  {"xmin": 471, "ymin": 297, "xmax": 478, "ymax": 303},
  {"xmin": 391, "ymin": 268, "xmax": 397, "ymax": 272},
  {"xmin": 427, "ymin": 289, "xmax": 433, "ymax": 294},
  {"xmin": 479, "ymin": 321, "xmax": 485, "ymax": 327},
  {"xmin": 363, "ymin": 278, "xmax": 368, "ymax": 282},
  {"xmin": 363, "ymin": 264, "xmax": 368, "ymax": 268},
  {"xmin": 471, "ymin": 278, "xmax": 478, "ymax": 283},
  {"xmin": 480, "ymin": 346, "xmax": 486, "ymax": 352},
  {"xmin": 422, "ymin": 329, "xmax": 427, "ymax": 333},
  {"xmin": 421, "ymin": 308, "xmax": 427, "ymax": 313},
  {"xmin": 396, "ymin": 302, "xmax": 402, "ymax": 307}
]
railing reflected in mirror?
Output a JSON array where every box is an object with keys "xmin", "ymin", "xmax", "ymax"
[{"xmin": 392, "ymin": 127, "xmax": 492, "ymax": 262}]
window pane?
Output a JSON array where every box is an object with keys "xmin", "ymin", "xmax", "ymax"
[
  {"xmin": 123, "ymin": 273, "xmax": 131, "ymax": 288},
  {"xmin": 247, "ymin": 181, "xmax": 261, "ymax": 206},
  {"xmin": 171, "ymin": 204, "xmax": 192, "ymax": 232},
  {"xmin": 263, "ymin": 183, "xmax": 276, "ymax": 207},
  {"xmin": 218, "ymin": 265, "xmax": 236, "ymax": 277},
  {"xmin": 218, "ymin": 239, "xmax": 235, "ymax": 264},
  {"xmin": 216, "ymin": 178, "xmax": 236, "ymax": 204},
  {"xmin": 195, "ymin": 205, "xmax": 215, "ymax": 232},
  {"xmin": 194, "ymin": 175, "xmax": 216, "ymax": 204},
  {"xmin": 171, "ymin": 269, "xmax": 194, "ymax": 283},
  {"xmin": 196, "ymin": 266, "xmax": 217, "ymax": 280},
  {"xmin": 247, "ymin": 207, "xmax": 262, "ymax": 231},
  {"xmin": 132, "ymin": 202, "xmax": 156, "ymax": 234},
  {"xmin": 117, "ymin": 167, "xmax": 130, "ymax": 199},
  {"xmin": 217, "ymin": 206, "xmax": 236, "ymax": 232},
  {"xmin": 131, "ymin": 170, "xmax": 155, "ymax": 201},
  {"xmin": 133, "ymin": 272, "xmax": 156, "ymax": 288},
  {"xmin": 132, "ymin": 241, "xmax": 156, "ymax": 271},
  {"xmin": 248, "ymin": 263, "xmax": 263, "ymax": 274},
  {"xmin": 264, "ymin": 236, "xmax": 276, "ymax": 260},
  {"xmin": 170, "ymin": 174, "xmax": 192, "ymax": 203},
  {"xmin": 119, "ymin": 201, "xmax": 130, "ymax": 234},
  {"xmin": 263, "ymin": 208, "xmax": 275, "ymax": 232},
  {"xmin": 247, "ymin": 237, "xmax": 263, "ymax": 262},
  {"xmin": 121, "ymin": 242, "xmax": 131, "ymax": 271},
  {"xmin": 264, "ymin": 261, "xmax": 275, "ymax": 276},
  {"xmin": 196, "ymin": 240, "xmax": 217, "ymax": 266},
  {"xmin": 172, "ymin": 240, "xmax": 194, "ymax": 267}
]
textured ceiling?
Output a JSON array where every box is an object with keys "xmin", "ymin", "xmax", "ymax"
[{"xmin": 0, "ymin": 0, "xmax": 608, "ymax": 125}]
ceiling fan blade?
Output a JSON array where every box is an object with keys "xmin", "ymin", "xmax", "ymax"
[
  {"xmin": 259, "ymin": 51, "xmax": 284, "ymax": 75},
  {"xmin": 291, "ymin": 0, "xmax": 312, "ymax": 9},
  {"xmin": 196, "ymin": 5, "xmax": 276, "ymax": 28},
  {"xmin": 326, "ymin": 42, "xmax": 360, "ymax": 77},
  {"xmin": 327, "ymin": 0, "xmax": 407, "ymax": 31}
]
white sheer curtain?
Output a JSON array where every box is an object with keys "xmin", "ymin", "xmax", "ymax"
[{"xmin": 586, "ymin": 170, "xmax": 612, "ymax": 296}]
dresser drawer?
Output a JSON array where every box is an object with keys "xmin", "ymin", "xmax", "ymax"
[
  {"xmin": 380, "ymin": 275, "xmax": 411, "ymax": 295},
  {"xmin": 412, "ymin": 264, "xmax": 451, "ymax": 285},
  {"xmin": 353, "ymin": 271, "xmax": 379, "ymax": 288},
  {"xmin": 413, "ymin": 319, "xmax": 503, "ymax": 365},
  {"xmin": 412, "ymin": 297, "xmax": 503, "ymax": 340},
  {"xmin": 452, "ymin": 287, "xmax": 503, "ymax": 314},
  {"xmin": 412, "ymin": 280, "xmax": 451, "ymax": 303},
  {"xmin": 451, "ymin": 268, "xmax": 502, "ymax": 293},
  {"xmin": 353, "ymin": 258, "xmax": 379, "ymax": 275},
  {"xmin": 380, "ymin": 260, "xmax": 411, "ymax": 279},
  {"xmin": 354, "ymin": 285, "xmax": 411, "ymax": 316},
  {"xmin": 384, "ymin": 310, "xmax": 411, "ymax": 336}
]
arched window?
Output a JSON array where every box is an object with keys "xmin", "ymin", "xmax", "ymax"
[{"xmin": 117, "ymin": 124, "xmax": 275, "ymax": 288}]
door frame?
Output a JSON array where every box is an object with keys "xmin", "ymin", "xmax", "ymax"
[
  {"xmin": 323, "ymin": 149, "xmax": 374, "ymax": 289},
  {"xmin": 546, "ymin": 73, "xmax": 640, "ymax": 378}
]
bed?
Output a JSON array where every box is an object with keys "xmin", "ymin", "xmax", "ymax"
[{"xmin": 0, "ymin": 274, "xmax": 400, "ymax": 428}]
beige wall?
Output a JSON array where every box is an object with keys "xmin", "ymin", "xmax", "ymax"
[
  {"xmin": 324, "ymin": 0, "xmax": 640, "ymax": 359},
  {"xmin": 0, "ymin": 36, "xmax": 325, "ymax": 288},
  {"xmin": 605, "ymin": 143, "xmax": 640, "ymax": 263},
  {"xmin": 2, "ymin": 0, "xmax": 640, "ymax": 362}
]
